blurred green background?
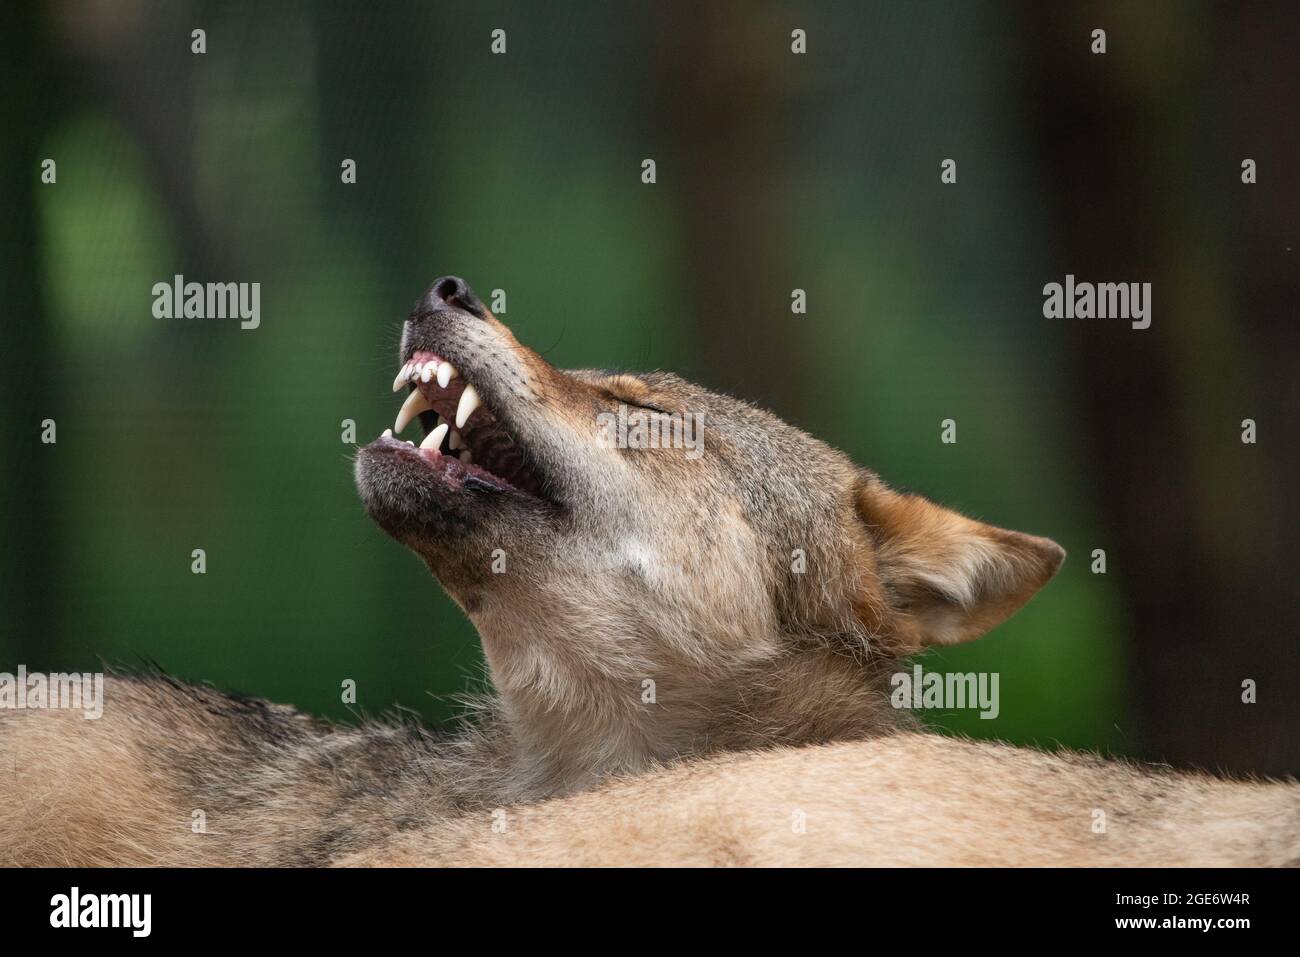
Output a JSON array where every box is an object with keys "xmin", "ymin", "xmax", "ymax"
[{"xmin": 3, "ymin": 1, "xmax": 1296, "ymax": 773}]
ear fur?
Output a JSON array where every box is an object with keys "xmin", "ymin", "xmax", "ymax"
[{"xmin": 854, "ymin": 476, "xmax": 1065, "ymax": 650}]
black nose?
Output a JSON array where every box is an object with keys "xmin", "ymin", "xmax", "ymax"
[{"xmin": 421, "ymin": 275, "xmax": 486, "ymax": 319}]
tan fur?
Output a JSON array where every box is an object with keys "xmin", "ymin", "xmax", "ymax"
[
  {"xmin": 6, "ymin": 685, "xmax": 1294, "ymax": 867},
  {"xmin": 345, "ymin": 736, "xmax": 1300, "ymax": 867},
  {"xmin": 0, "ymin": 697, "xmax": 191, "ymax": 866},
  {"xmin": 2, "ymin": 277, "xmax": 1292, "ymax": 866}
]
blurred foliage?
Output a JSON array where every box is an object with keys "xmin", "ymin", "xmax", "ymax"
[{"xmin": 15, "ymin": 0, "xmax": 1292, "ymax": 766}]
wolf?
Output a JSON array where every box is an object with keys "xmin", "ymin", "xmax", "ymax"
[{"xmin": 2, "ymin": 277, "xmax": 1294, "ymax": 866}]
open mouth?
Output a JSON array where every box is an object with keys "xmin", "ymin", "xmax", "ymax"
[{"xmin": 379, "ymin": 350, "xmax": 545, "ymax": 497}]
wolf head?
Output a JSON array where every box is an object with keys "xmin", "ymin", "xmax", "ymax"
[{"xmin": 355, "ymin": 277, "xmax": 1064, "ymax": 792}]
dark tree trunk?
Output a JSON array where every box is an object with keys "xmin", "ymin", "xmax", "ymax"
[
  {"xmin": 1017, "ymin": 3, "xmax": 1300, "ymax": 774},
  {"xmin": 0, "ymin": 2, "xmax": 63, "ymax": 666},
  {"xmin": 651, "ymin": 2, "xmax": 811, "ymax": 415}
]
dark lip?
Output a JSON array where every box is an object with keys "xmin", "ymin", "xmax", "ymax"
[{"xmin": 368, "ymin": 433, "xmax": 528, "ymax": 496}]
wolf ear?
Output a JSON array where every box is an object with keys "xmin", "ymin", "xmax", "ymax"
[{"xmin": 854, "ymin": 477, "xmax": 1065, "ymax": 649}]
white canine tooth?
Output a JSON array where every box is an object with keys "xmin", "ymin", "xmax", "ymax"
[
  {"xmin": 394, "ymin": 388, "xmax": 434, "ymax": 433},
  {"xmin": 458, "ymin": 450, "xmax": 473, "ymax": 465},
  {"xmin": 382, "ymin": 428, "xmax": 393, "ymax": 438},
  {"xmin": 436, "ymin": 362, "xmax": 456, "ymax": 388},
  {"xmin": 448, "ymin": 430, "xmax": 462, "ymax": 451},
  {"xmin": 391, "ymin": 365, "xmax": 411, "ymax": 392},
  {"xmin": 455, "ymin": 384, "xmax": 481, "ymax": 429},
  {"xmin": 420, "ymin": 423, "xmax": 449, "ymax": 451},
  {"xmin": 421, "ymin": 364, "xmax": 434, "ymax": 383}
]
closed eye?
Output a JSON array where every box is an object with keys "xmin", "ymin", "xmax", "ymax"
[{"xmin": 603, "ymin": 391, "xmax": 671, "ymax": 415}]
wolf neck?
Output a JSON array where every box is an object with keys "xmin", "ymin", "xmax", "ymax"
[{"xmin": 488, "ymin": 643, "xmax": 916, "ymax": 800}]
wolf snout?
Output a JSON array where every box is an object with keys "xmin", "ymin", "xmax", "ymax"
[{"xmin": 420, "ymin": 275, "xmax": 487, "ymax": 319}]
